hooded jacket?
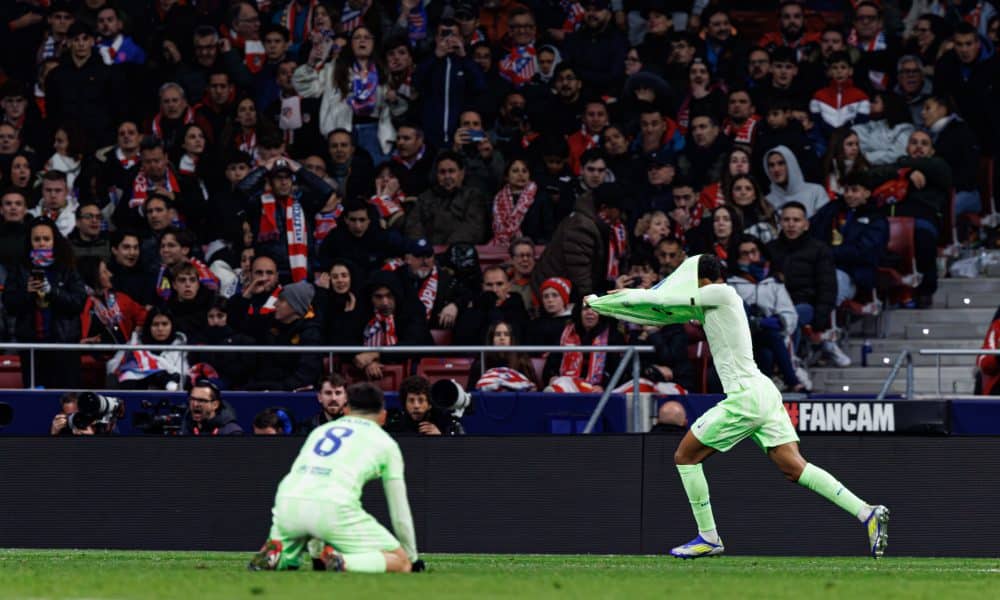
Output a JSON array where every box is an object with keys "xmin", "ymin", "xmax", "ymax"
[
  {"xmin": 180, "ymin": 399, "xmax": 244, "ymax": 436},
  {"xmin": 763, "ymin": 145, "xmax": 829, "ymax": 218}
]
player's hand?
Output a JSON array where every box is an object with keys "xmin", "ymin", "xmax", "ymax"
[
  {"xmin": 418, "ymin": 421, "xmax": 441, "ymax": 436},
  {"xmin": 411, "ymin": 559, "xmax": 426, "ymax": 572}
]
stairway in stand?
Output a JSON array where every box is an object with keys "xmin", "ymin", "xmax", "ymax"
[{"xmin": 808, "ymin": 268, "xmax": 1000, "ymax": 396}]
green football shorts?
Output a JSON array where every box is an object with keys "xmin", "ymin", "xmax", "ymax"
[
  {"xmin": 689, "ymin": 379, "xmax": 799, "ymax": 453},
  {"xmin": 267, "ymin": 496, "xmax": 400, "ymax": 569}
]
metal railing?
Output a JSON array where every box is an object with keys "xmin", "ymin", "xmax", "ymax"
[
  {"xmin": 920, "ymin": 348, "xmax": 1000, "ymax": 396},
  {"xmin": 875, "ymin": 348, "xmax": 999, "ymax": 399},
  {"xmin": 0, "ymin": 342, "xmax": 655, "ymax": 434},
  {"xmin": 876, "ymin": 349, "xmax": 914, "ymax": 401}
]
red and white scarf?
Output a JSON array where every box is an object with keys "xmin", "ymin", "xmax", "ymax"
[
  {"xmin": 229, "ymin": 29, "xmax": 266, "ymax": 74},
  {"xmin": 559, "ymin": 323, "xmax": 609, "ymax": 385},
  {"xmin": 129, "ymin": 168, "xmax": 181, "ymax": 209},
  {"xmin": 178, "ymin": 154, "xmax": 198, "ymax": 176},
  {"xmin": 369, "ymin": 192, "xmax": 404, "ymax": 218},
  {"xmin": 476, "ymin": 367, "xmax": 537, "ymax": 391},
  {"xmin": 340, "ymin": 0, "xmax": 372, "ymax": 33},
  {"xmin": 498, "ymin": 45, "xmax": 537, "ymax": 87},
  {"xmin": 116, "ymin": 147, "xmax": 138, "ymax": 170},
  {"xmin": 281, "ymin": 0, "xmax": 315, "ymax": 42},
  {"xmin": 598, "ymin": 209, "xmax": 627, "ymax": 280},
  {"xmin": 236, "ymin": 129, "xmax": 257, "ymax": 158},
  {"xmin": 492, "ymin": 182, "xmax": 537, "ymax": 246},
  {"xmin": 416, "ymin": 267, "xmax": 439, "ymax": 319},
  {"xmin": 723, "ymin": 114, "xmax": 760, "ymax": 145},
  {"xmin": 98, "ymin": 34, "xmax": 125, "ymax": 65},
  {"xmin": 259, "ymin": 193, "xmax": 310, "ymax": 282},
  {"xmin": 364, "ymin": 313, "xmax": 397, "ymax": 346},
  {"xmin": 249, "ymin": 286, "xmax": 282, "ymax": 315},
  {"xmin": 152, "ymin": 107, "xmax": 195, "ymax": 139},
  {"xmin": 314, "ymin": 203, "xmax": 343, "ymax": 242},
  {"xmin": 848, "ymin": 28, "xmax": 889, "ymax": 89}
]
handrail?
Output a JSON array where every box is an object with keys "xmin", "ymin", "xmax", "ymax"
[
  {"xmin": 0, "ymin": 343, "xmax": 653, "ymax": 354},
  {"xmin": 583, "ymin": 348, "xmax": 634, "ymax": 434},
  {"xmin": 876, "ymin": 349, "xmax": 914, "ymax": 401},
  {"xmin": 918, "ymin": 349, "xmax": 993, "ymax": 396}
]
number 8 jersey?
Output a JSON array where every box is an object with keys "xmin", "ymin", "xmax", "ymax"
[{"xmin": 275, "ymin": 415, "xmax": 406, "ymax": 507}]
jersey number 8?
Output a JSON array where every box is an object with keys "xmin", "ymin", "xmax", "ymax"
[{"xmin": 313, "ymin": 426, "xmax": 354, "ymax": 456}]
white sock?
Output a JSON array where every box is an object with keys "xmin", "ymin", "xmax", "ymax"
[
  {"xmin": 699, "ymin": 529, "xmax": 721, "ymax": 544},
  {"xmin": 856, "ymin": 504, "xmax": 873, "ymax": 523}
]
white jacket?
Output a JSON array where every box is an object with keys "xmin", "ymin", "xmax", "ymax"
[
  {"xmin": 292, "ymin": 61, "xmax": 396, "ymax": 155},
  {"xmin": 852, "ymin": 120, "xmax": 914, "ymax": 166},
  {"xmin": 726, "ymin": 273, "xmax": 798, "ymax": 337}
]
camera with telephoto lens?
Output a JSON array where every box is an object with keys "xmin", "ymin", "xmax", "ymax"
[
  {"xmin": 132, "ymin": 399, "xmax": 187, "ymax": 435},
  {"xmin": 430, "ymin": 379, "xmax": 473, "ymax": 435},
  {"xmin": 68, "ymin": 392, "xmax": 124, "ymax": 434}
]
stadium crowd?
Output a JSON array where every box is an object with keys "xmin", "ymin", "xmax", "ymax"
[{"xmin": 0, "ymin": 0, "xmax": 998, "ymax": 399}]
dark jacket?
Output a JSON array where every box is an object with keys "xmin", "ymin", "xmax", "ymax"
[
  {"xmin": 533, "ymin": 192, "xmax": 608, "ymax": 297},
  {"xmin": 384, "ymin": 406, "xmax": 457, "ymax": 436},
  {"xmin": 237, "ymin": 166, "xmax": 335, "ymax": 282},
  {"xmin": 413, "ymin": 54, "xmax": 486, "ymax": 148},
  {"xmin": 453, "ymin": 292, "xmax": 531, "ymax": 346},
  {"xmin": 245, "ymin": 315, "xmax": 325, "ymax": 391},
  {"xmin": 810, "ymin": 199, "xmax": 889, "ymax": 270},
  {"xmin": 312, "ymin": 287, "xmax": 365, "ymax": 346},
  {"xmin": 68, "ymin": 231, "xmax": 111, "ymax": 263},
  {"xmin": 46, "ymin": 53, "xmax": 126, "ymax": 150},
  {"xmin": 683, "ymin": 134, "xmax": 731, "ymax": 190},
  {"xmin": 869, "ymin": 156, "xmax": 952, "ymax": 229},
  {"xmin": 180, "ymin": 399, "xmax": 244, "ymax": 435},
  {"xmin": 0, "ymin": 221, "xmax": 28, "ymax": 270},
  {"xmin": 405, "ymin": 185, "xmax": 489, "ymax": 245},
  {"xmin": 3, "ymin": 264, "xmax": 87, "ymax": 343},
  {"xmin": 562, "ymin": 23, "xmax": 628, "ymax": 96},
  {"xmin": 934, "ymin": 41, "xmax": 1000, "ymax": 152},
  {"xmin": 318, "ymin": 205, "xmax": 397, "ymax": 277},
  {"xmin": 394, "ymin": 265, "xmax": 461, "ymax": 327},
  {"xmin": 929, "ymin": 116, "xmax": 979, "ymax": 192},
  {"xmin": 109, "ymin": 260, "xmax": 157, "ymax": 307},
  {"xmin": 766, "ymin": 233, "xmax": 837, "ymax": 330}
]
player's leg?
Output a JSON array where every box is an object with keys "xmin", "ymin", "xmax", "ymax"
[
  {"xmin": 768, "ymin": 441, "xmax": 890, "ymax": 558},
  {"xmin": 248, "ymin": 499, "xmax": 309, "ymax": 571},
  {"xmin": 317, "ymin": 505, "xmax": 412, "ymax": 573}
]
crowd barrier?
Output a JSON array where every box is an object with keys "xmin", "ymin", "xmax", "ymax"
[{"xmin": 1, "ymin": 435, "xmax": 998, "ymax": 556}]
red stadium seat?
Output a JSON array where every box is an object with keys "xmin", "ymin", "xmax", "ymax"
[
  {"xmin": 341, "ymin": 363, "xmax": 406, "ymax": 392},
  {"xmin": 476, "ymin": 244, "xmax": 509, "ymax": 271},
  {"xmin": 80, "ymin": 356, "xmax": 107, "ymax": 389},
  {"xmin": 416, "ymin": 357, "xmax": 474, "ymax": 386},
  {"xmin": 430, "ymin": 328, "xmax": 453, "ymax": 346},
  {"xmin": 877, "ymin": 216, "xmax": 917, "ymax": 305},
  {"xmin": 0, "ymin": 355, "xmax": 21, "ymax": 389}
]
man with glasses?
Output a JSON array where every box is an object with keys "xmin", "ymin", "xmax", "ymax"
[
  {"xmin": 69, "ymin": 201, "xmax": 111, "ymax": 262},
  {"xmin": 227, "ymin": 1, "xmax": 265, "ymax": 74},
  {"xmin": 507, "ymin": 236, "xmax": 537, "ymax": 314},
  {"xmin": 498, "ymin": 7, "xmax": 539, "ymax": 87},
  {"xmin": 893, "ymin": 55, "xmax": 931, "ymax": 125},
  {"xmin": 175, "ymin": 26, "xmax": 253, "ymax": 105},
  {"xmin": 180, "ymin": 380, "xmax": 244, "ymax": 436},
  {"xmin": 849, "ymin": 1, "xmax": 901, "ymax": 92}
]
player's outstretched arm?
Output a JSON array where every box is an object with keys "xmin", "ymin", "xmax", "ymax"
[{"xmin": 383, "ymin": 477, "xmax": 419, "ymax": 563}]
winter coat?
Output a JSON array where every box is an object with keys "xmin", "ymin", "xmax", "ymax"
[
  {"xmin": 562, "ymin": 24, "xmax": 628, "ymax": 95},
  {"xmin": 318, "ymin": 205, "xmax": 398, "ymax": 277},
  {"xmin": 928, "ymin": 115, "xmax": 979, "ymax": 192},
  {"xmin": 726, "ymin": 272, "xmax": 799, "ymax": 337},
  {"xmin": 0, "ymin": 222, "xmax": 28, "ymax": 270},
  {"xmin": 810, "ymin": 199, "xmax": 889, "ymax": 271},
  {"xmin": 3, "ymin": 263, "xmax": 87, "ymax": 344},
  {"xmin": 179, "ymin": 399, "xmax": 244, "ymax": 436},
  {"xmin": 245, "ymin": 314, "xmax": 324, "ymax": 391},
  {"xmin": 934, "ymin": 39, "xmax": 1000, "ymax": 152},
  {"xmin": 45, "ymin": 53, "xmax": 126, "ymax": 149},
  {"xmin": 292, "ymin": 61, "xmax": 396, "ymax": 155},
  {"xmin": 453, "ymin": 292, "xmax": 531, "ymax": 346},
  {"xmin": 413, "ymin": 54, "xmax": 486, "ymax": 148},
  {"xmin": 766, "ymin": 233, "xmax": 837, "ymax": 330},
  {"xmin": 533, "ymin": 192, "xmax": 608, "ymax": 297},
  {"xmin": 852, "ymin": 120, "xmax": 914, "ymax": 165},
  {"xmin": 763, "ymin": 145, "xmax": 829, "ymax": 218},
  {"xmin": 868, "ymin": 156, "xmax": 952, "ymax": 229},
  {"xmin": 405, "ymin": 185, "xmax": 488, "ymax": 245}
]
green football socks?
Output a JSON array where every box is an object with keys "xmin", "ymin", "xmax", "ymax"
[
  {"xmin": 677, "ymin": 463, "xmax": 717, "ymax": 534},
  {"xmin": 798, "ymin": 463, "xmax": 870, "ymax": 521},
  {"xmin": 342, "ymin": 551, "xmax": 387, "ymax": 573}
]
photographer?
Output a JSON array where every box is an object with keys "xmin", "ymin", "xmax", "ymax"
[
  {"xmin": 179, "ymin": 380, "xmax": 244, "ymax": 436},
  {"xmin": 50, "ymin": 391, "xmax": 121, "ymax": 436},
  {"xmin": 384, "ymin": 376, "xmax": 456, "ymax": 436}
]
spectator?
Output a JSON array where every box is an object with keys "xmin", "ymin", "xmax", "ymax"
[
  {"xmin": 390, "ymin": 123, "xmax": 433, "ymax": 195},
  {"xmin": 921, "ymin": 94, "xmax": 981, "ymax": 218},
  {"xmin": 94, "ymin": 121, "xmax": 141, "ymax": 209},
  {"xmin": 95, "ymin": 7, "xmax": 146, "ymax": 66},
  {"xmin": 470, "ymin": 42, "xmax": 513, "ymax": 129},
  {"xmin": 307, "ymin": 373, "xmax": 349, "ymax": 430},
  {"xmin": 412, "ymin": 19, "xmax": 486, "ymax": 149},
  {"xmin": 154, "ymin": 227, "xmax": 218, "ymax": 304},
  {"xmin": 383, "ymin": 35, "xmax": 418, "ymax": 121},
  {"xmin": 497, "ymin": 7, "xmax": 540, "ymax": 88},
  {"xmin": 634, "ymin": 210, "xmax": 672, "ymax": 257},
  {"xmin": 668, "ymin": 179, "xmax": 707, "ymax": 249},
  {"xmin": 655, "ymin": 236, "xmax": 687, "ymax": 277},
  {"xmin": 727, "ymin": 175, "xmax": 779, "ymax": 244},
  {"xmin": 754, "ymin": 98, "xmax": 821, "ymax": 183},
  {"xmin": 323, "ymin": 128, "xmax": 374, "ymax": 198},
  {"xmin": 0, "ymin": 189, "xmax": 30, "ymax": 270},
  {"xmin": 848, "ymin": 1, "xmax": 902, "ymax": 93},
  {"xmin": 676, "ymin": 60, "xmax": 728, "ymax": 137},
  {"xmin": 318, "ymin": 199, "xmax": 394, "ymax": 276},
  {"xmin": 167, "ymin": 262, "xmax": 216, "ymax": 339},
  {"xmin": 650, "ymin": 400, "xmax": 687, "ymax": 433},
  {"xmin": 470, "ymin": 320, "xmax": 540, "ymax": 391},
  {"xmin": 491, "ymin": 158, "xmax": 553, "ymax": 246},
  {"xmin": 149, "ymin": 82, "xmax": 214, "ymax": 153},
  {"xmin": 763, "ymin": 145, "xmax": 828, "ymax": 217},
  {"xmin": 78, "ymin": 256, "xmax": 147, "ymax": 345},
  {"xmin": 567, "ymin": 99, "xmax": 610, "ymax": 176},
  {"xmin": 384, "ymin": 375, "xmax": 454, "ymax": 436},
  {"xmin": 543, "ymin": 302, "xmax": 625, "ymax": 392},
  {"xmin": 636, "ymin": 0, "xmax": 674, "ymax": 74},
  {"xmin": 453, "ymin": 265, "xmax": 530, "ymax": 345},
  {"xmin": 44, "ymin": 123, "xmax": 86, "ymax": 194},
  {"xmin": 727, "ymin": 235, "xmax": 803, "ymax": 392},
  {"xmin": 701, "ymin": 7, "xmax": 750, "ymax": 86},
  {"xmin": 683, "ymin": 113, "xmax": 731, "ymax": 190},
  {"xmin": 3, "ymin": 217, "xmax": 86, "ymax": 389},
  {"xmin": 692, "ymin": 204, "xmax": 742, "ymax": 269},
  {"xmin": 68, "ymin": 201, "xmax": 111, "ymax": 263},
  {"xmin": 313, "ymin": 259, "xmax": 365, "ymax": 346},
  {"xmin": 2, "ymin": 152, "xmax": 36, "ymax": 196},
  {"xmin": 601, "ymin": 123, "xmax": 638, "ymax": 185},
  {"xmin": 174, "ymin": 26, "xmax": 253, "ymax": 109},
  {"xmin": 507, "ymin": 237, "xmax": 537, "ymax": 314},
  {"xmin": 393, "ymin": 238, "xmax": 462, "ymax": 329},
  {"xmin": 245, "ymin": 281, "xmax": 324, "ymax": 391},
  {"xmin": 630, "ymin": 102, "xmax": 684, "ymax": 165},
  {"xmin": 113, "ymin": 136, "xmax": 183, "ymax": 233},
  {"xmin": 933, "ymin": 21, "xmax": 1000, "ymax": 154},
  {"xmin": 893, "ymin": 55, "xmax": 933, "ymax": 125},
  {"xmin": 179, "ymin": 379, "xmax": 244, "ymax": 436},
  {"xmin": 534, "ymin": 179, "xmax": 613, "ymax": 297},
  {"xmin": 562, "ymin": 0, "xmax": 627, "ymax": 97},
  {"xmin": 354, "ymin": 270, "xmax": 432, "ymax": 380},
  {"xmin": 252, "ymin": 407, "xmax": 295, "ymax": 435},
  {"xmin": 767, "ymin": 201, "xmax": 846, "ymax": 366},
  {"xmin": 810, "ymin": 170, "xmax": 888, "ymax": 313},
  {"xmin": 903, "ymin": 14, "xmax": 951, "ymax": 76},
  {"xmin": 822, "ymin": 127, "xmax": 871, "ymax": 198},
  {"xmin": 108, "ymin": 229, "xmax": 155, "ymax": 306},
  {"xmin": 292, "ymin": 25, "xmax": 395, "ymax": 164},
  {"xmin": 452, "ymin": 110, "xmax": 505, "ymax": 198},
  {"xmin": 531, "ymin": 276, "xmax": 574, "ymax": 346},
  {"xmin": 540, "ymin": 63, "xmax": 587, "ymax": 137},
  {"xmin": 809, "ymin": 51, "xmax": 870, "ymax": 138},
  {"xmin": 405, "ymin": 151, "xmax": 488, "ymax": 244},
  {"xmin": 106, "ymin": 306, "xmax": 188, "ymax": 390},
  {"xmin": 722, "ymin": 89, "xmax": 762, "ymax": 148},
  {"xmin": 758, "ymin": 1, "xmax": 821, "ymax": 64},
  {"xmin": 853, "ymin": 90, "xmax": 915, "ymax": 165},
  {"xmin": 29, "ymin": 170, "xmax": 76, "ymax": 238}
]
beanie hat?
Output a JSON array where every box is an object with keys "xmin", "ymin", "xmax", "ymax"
[
  {"xmin": 540, "ymin": 277, "xmax": 572, "ymax": 306},
  {"xmin": 279, "ymin": 281, "xmax": 315, "ymax": 316}
]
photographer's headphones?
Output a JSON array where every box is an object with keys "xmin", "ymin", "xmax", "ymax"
[{"xmin": 274, "ymin": 408, "xmax": 293, "ymax": 435}]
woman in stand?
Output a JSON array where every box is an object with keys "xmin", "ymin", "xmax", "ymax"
[
  {"xmin": 314, "ymin": 258, "xmax": 364, "ymax": 347},
  {"xmin": 490, "ymin": 158, "xmax": 553, "ymax": 246},
  {"xmin": 78, "ymin": 256, "xmax": 147, "ymax": 345},
  {"xmin": 542, "ymin": 303, "xmax": 625, "ymax": 393},
  {"xmin": 106, "ymin": 306, "xmax": 189, "ymax": 391},
  {"xmin": 727, "ymin": 175, "xmax": 778, "ymax": 244},
  {"xmin": 469, "ymin": 320, "xmax": 540, "ymax": 391}
]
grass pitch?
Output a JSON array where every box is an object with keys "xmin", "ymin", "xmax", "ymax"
[{"xmin": 1, "ymin": 550, "xmax": 998, "ymax": 599}]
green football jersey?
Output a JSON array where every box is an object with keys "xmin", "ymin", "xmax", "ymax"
[{"xmin": 275, "ymin": 415, "xmax": 405, "ymax": 505}]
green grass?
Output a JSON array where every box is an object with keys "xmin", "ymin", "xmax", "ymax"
[{"xmin": 1, "ymin": 550, "xmax": 998, "ymax": 599}]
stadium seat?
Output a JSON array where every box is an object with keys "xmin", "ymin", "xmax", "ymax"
[
  {"xmin": 341, "ymin": 363, "xmax": 406, "ymax": 392},
  {"xmin": 416, "ymin": 357, "xmax": 474, "ymax": 386},
  {"xmin": 80, "ymin": 356, "xmax": 107, "ymax": 389},
  {"xmin": 430, "ymin": 328, "xmax": 453, "ymax": 346},
  {"xmin": 876, "ymin": 216, "xmax": 917, "ymax": 305},
  {"xmin": 476, "ymin": 244, "xmax": 509, "ymax": 271},
  {"xmin": 0, "ymin": 355, "xmax": 21, "ymax": 389}
]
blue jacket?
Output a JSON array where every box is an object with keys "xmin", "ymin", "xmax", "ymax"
[
  {"xmin": 810, "ymin": 199, "xmax": 888, "ymax": 270},
  {"xmin": 414, "ymin": 54, "xmax": 485, "ymax": 149}
]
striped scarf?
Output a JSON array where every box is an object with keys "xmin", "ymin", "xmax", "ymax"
[
  {"xmin": 499, "ymin": 45, "xmax": 537, "ymax": 87},
  {"xmin": 250, "ymin": 286, "xmax": 282, "ymax": 315},
  {"xmin": 364, "ymin": 313, "xmax": 397, "ymax": 346},
  {"xmin": 152, "ymin": 107, "xmax": 195, "ymax": 140},
  {"xmin": 492, "ymin": 182, "xmax": 538, "ymax": 246},
  {"xmin": 476, "ymin": 367, "xmax": 537, "ymax": 391},
  {"xmin": 416, "ymin": 267, "xmax": 438, "ymax": 319},
  {"xmin": 260, "ymin": 193, "xmax": 310, "ymax": 282},
  {"xmin": 314, "ymin": 204, "xmax": 343, "ymax": 242},
  {"xmin": 369, "ymin": 192, "xmax": 404, "ymax": 218},
  {"xmin": 129, "ymin": 168, "xmax": 180, "ymax": 209},
  {"xmin": 559, "ymin": 323, "xmax": 608, "ymax": 385},
  {"xmin": 599, "ymin": 210, "xmax": 627, "ymax": 280},
  {"xmin": 349, "ymin": 61, "xmax": 379, "ymax": 117},
  {"xmin": 340, "ymin": 0, "xmax": 371, "ymax": 33},
  {"xmin": 281, "ymin": 0, "xmax": 316, "ymax": 43}
]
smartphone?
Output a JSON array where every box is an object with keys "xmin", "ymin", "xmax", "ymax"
[
  {"xmin": 30, "ymin": 269, "xmax": 45, "ymax": 281},
  {"xmin": 467, "ymin": 129, "xmax": 486, "ymax": 142}
]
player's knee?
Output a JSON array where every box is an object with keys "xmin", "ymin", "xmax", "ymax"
[{"xmin": 673, "ymin": 448, "xmax": 695, "ymax": 465}]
